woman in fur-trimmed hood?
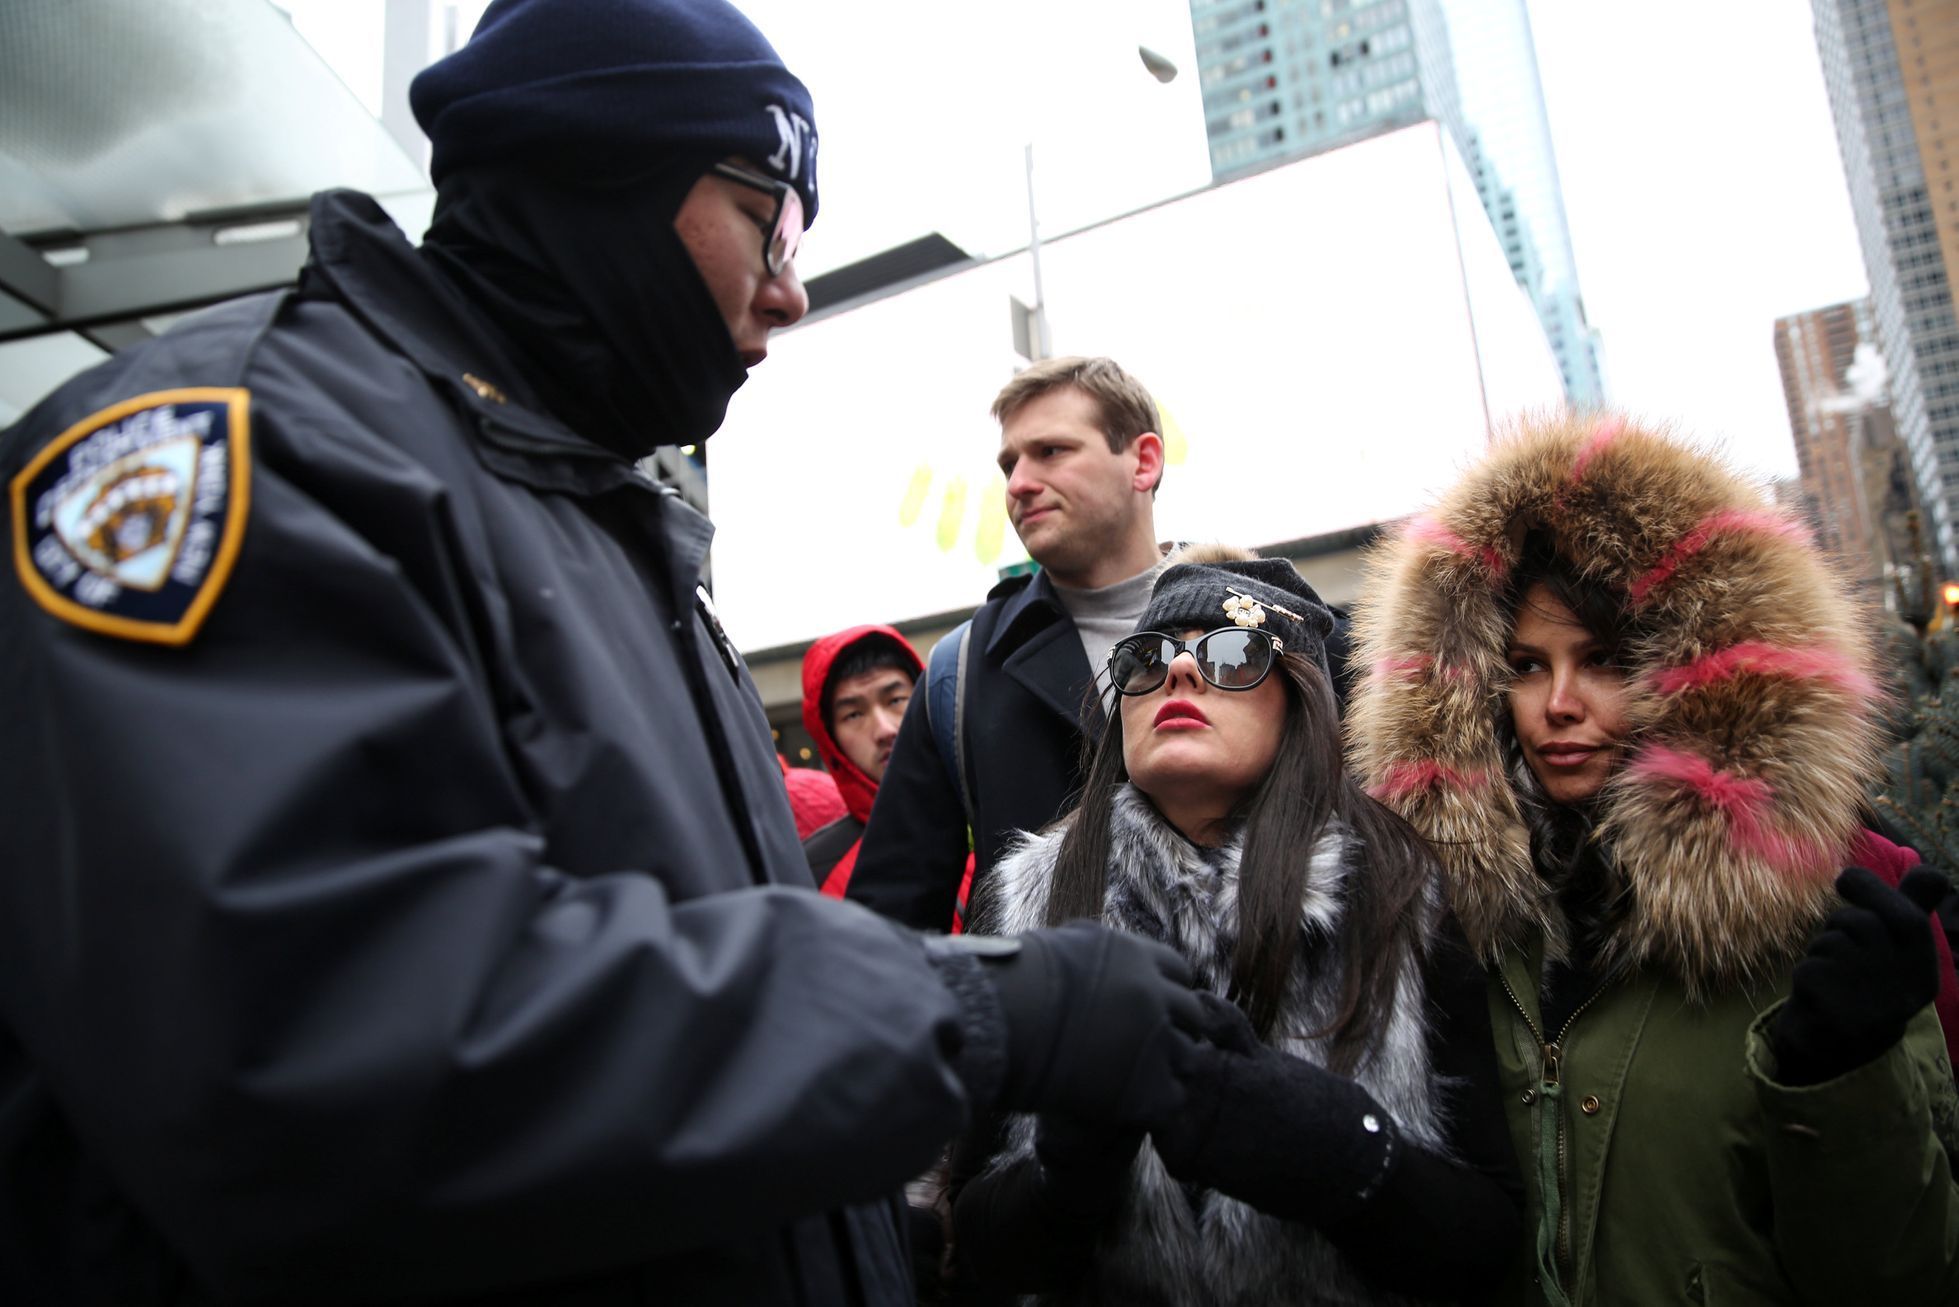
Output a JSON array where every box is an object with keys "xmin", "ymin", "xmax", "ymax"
[
  {"xmin": 1348, "ymin": 413, "xmax": 1959, "ymax": 1306},
  {"xmin": 950, "ymin": 547, "xmax": 1523, "ymax": 1306}
]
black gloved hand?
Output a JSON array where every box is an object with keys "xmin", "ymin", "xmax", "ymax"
[
  {"xmin": 1148, "ymin": 992, "xmax": 1396, "ymax": 1223},
  {"xmin": 982, "ymin": 921, "xmax": 1203, "ymax": 1124},
  {"xmin": 1146, "ymin": 991, "xmax": 1255, "ymax": 1180},
  {"xmin": 1189, "ymin": 987, "xmax": 1264, "ymax": 1055},
  {"xmin": 1771, "ymin": 866, "xmax": 1944, "ymax": 1087},
  {"xmin": 1030, "ymin": 1115, "xmax": 1143, "ymax": 1216},
  {"xmin": 1911, "ymin": 866, "xmax": 1959, "ymax": 954},
  {"xmin": 1035, "ymin": 1113, "xmax": 1143, "ymax": 1177}
]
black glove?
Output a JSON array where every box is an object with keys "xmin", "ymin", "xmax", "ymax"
[
  {"xmin": 1029, "ymin": 1115, "xmax": 1143, "ymax": 1216},
  {"xmin": 923, "ymin": 923, "xmax": 1201, "ymax": 1120},
  {"xmin": 981, "ymin": 921, "xmax": 1204, "ymax": 1124},
  {"xmin": 1772, "ymin": 866, "xmax": 1944, "ymax": 1087},
  {"xmin": 1912, "ymin": 866, "xmax": 1959, "ymax": 954},
  {"xmin": 1146, "ymin": 991, "xmax": 1254, "ymax": 1184},
  {"xmin": 1035, "ymin": 1113, "xmax": 1143, "ymax": 1177},
  {"xmin": 1148, "ymin": 993, "xmax": 1396, "ymax": 1223}
]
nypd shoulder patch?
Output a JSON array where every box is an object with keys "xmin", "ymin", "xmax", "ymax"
[{"xmin": 11, "ymin": 387, "xmax": 251, "ymax": 645}]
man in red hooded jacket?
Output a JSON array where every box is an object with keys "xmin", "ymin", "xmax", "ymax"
[{"xmin": 801, "ymin": 625, "xmax": 924, "ymax": 896}]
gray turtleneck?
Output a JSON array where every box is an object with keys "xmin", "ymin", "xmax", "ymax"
[{"xmin": 1051, "ymin": 562, "xmax": 1163, "ymax": 699}]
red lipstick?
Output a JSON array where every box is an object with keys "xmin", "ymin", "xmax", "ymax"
[{"xmin": 1154, "ymin": 699, "xmax": 1208, "ymax": 729}]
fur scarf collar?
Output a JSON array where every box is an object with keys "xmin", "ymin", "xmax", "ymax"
[
  {"xmin": 977, "ymin": 785, "xmax": 1440, "ymax": 1306},
  {"xmin": 1346, "ymin": 415, "xmax": 1883, "ymax": 995}
]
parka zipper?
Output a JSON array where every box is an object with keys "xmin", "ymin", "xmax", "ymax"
[{"xmin": 1495, "ymin": 968, "xmax": 1607, "ymax": 1304}]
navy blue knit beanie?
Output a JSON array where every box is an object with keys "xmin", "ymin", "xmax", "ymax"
[{"xmin": 410, "ymin": 0, "xmax": 819, "ymax": 222}]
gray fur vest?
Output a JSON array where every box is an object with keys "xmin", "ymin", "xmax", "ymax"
[{"xmin": 974, "ymin": 785, "xmax": 1444, "ymax": 1306}]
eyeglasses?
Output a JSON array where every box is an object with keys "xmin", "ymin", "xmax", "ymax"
[
  {"xmin": 710, "ymin": 162, "xmax": 805, "ymax": 278},
  {"xmin": 1108, "ymin": 627, "xmax": 1285, "ymax": 697}
]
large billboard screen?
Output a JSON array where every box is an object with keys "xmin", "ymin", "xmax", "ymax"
[{"xmin": 710, "ymin": 124, "xmax": 1563, "ymax": 652}]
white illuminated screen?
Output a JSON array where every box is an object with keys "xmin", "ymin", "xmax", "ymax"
[{"xmin": 710, "ymin": 124, "xmax": 1564, "ymax": 652}]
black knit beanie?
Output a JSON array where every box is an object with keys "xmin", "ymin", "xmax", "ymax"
[
  {"xmin": 1137, "ymin": 559, "xmax": 1336, "ymax": 679},
  {"xmin": 410, "ymin": 0, "xmax": 820, "ymax": 222}
]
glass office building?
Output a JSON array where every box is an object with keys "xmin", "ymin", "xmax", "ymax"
[
  {"xmin": 1812, "ymin": 0, "xmax": 1959, "ymax": 569},
  {"xmin": 1191, "ymin": 0, "xmax": 1605, "ymax": 408}
]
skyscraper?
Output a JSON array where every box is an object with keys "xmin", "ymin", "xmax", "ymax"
[
  {"xmin": 1774, "ymin": 299, "xmax": 1912, "ymax": 592},
  {"xmin": 1812, "ymin": 0, "xmax": 1959, "ymax": 567},
  {"xmin": 1191, "ymin": 0, "xmax": 1604, "ymax": 406}
]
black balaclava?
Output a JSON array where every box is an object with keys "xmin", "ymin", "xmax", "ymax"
[
  {"xmin": 406, "ymin": 0, "xmax": 820, "ymax": 457},
  {"xmin": 419, "ymin": 162, "xmax": 745, "ymax": 457}
]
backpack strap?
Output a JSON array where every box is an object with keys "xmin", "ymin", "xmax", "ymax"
[
  {"xmin": 923, "ymin": 619, "xmax": 976, "ymax": 826},
  {"xmin": 803, "ymin": 815, "xmax": 866, "ymax": 891}
]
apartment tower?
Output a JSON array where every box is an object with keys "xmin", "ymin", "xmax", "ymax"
[
  {"xmin": 1774, "ymin": 299, "xmax": 1913, "ymax": 593},
  {"xmin": 1812, "ymin": 0, "xmax": 1959, "ymax": 567}
]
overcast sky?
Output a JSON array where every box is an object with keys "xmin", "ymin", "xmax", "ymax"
[
  {"xmin": 282, "ymin": 0, "xmax": 1869, "ymax": 480},
  {"xmin": 1525, "ymin": 0, "xmax": 1867, "ymax": 479}
]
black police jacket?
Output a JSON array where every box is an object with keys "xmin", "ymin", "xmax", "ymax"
[
  {"xmin": 0, "ymin": 190, "xmax": 971, "ymax": 1305},
  {"xmin": 849, "ymin": 569, "xmax": 1098, "ymax": 931}
]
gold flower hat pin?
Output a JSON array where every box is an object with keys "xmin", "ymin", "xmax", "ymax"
[{"xmin": 1222, "ymin": 586, "xmax": 1306, "ymax": 630}]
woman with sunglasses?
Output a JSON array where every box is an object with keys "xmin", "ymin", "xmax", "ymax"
[
  {"xmin": 1348, "ymin": 415, "xmax": 1959, "ymax": 1305},
  {"xmin": 949, "ymin": 548, "xmax": 1522, "ymax": 1304}
]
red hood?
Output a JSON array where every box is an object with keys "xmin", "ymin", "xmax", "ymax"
[
  {"xmin": 777, "ymin": 752, "xmax": 848, "ymax": 840},
  {"xmin": 801, "ymin": 624, "xmax": 923, "ymax": 824}
]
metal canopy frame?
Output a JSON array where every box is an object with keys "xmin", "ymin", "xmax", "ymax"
[
  {"xmin": 0, "ymin": 203, "xmax": 313, "ymax": 350},
  {"xmin": 3, "ymin": 1, "xmax": 711, "ymax": 517},
  {"xmin": 0, "ymin": 0, "xmax": 433, "ymax": 413}
]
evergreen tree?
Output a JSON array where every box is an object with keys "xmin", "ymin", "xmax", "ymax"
[{"xmin": 1871, "ymin": 513, "xmax": 1959, "ymax": 881}]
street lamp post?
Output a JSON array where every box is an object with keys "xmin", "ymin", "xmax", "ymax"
[
  {"xmin": 1024, "ymin": 142, "xmax": 1050, "ymax": 360},
  {"xmin": 1019, "ymin": 45, "xmax": 1177, "ymax": 362}
]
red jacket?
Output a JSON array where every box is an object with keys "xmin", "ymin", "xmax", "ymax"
[
  {"xmin": 801, "ymin": 625, "xmax": 923, "ymax": 897},
  {"xmin": 1849, "ymin": 827, "xmax": 1959, "ymax": 1070},
  {"xmin": 777, "ymin": 753, "xmax": 847, "ymax": 841}
]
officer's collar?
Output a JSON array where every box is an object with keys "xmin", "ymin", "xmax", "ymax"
[{"xmin": 301, "ymin": 189, "xmax": 621, "ymax": 465}]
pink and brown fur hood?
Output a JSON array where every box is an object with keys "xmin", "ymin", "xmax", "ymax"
[{"xmin": 1346, "ymin": 414, "xmax": 1885, "ymax": 996}]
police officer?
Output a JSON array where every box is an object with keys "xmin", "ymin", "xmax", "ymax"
[{"xmin": 0, "ymin": 2, "xmax": 1203, "ymax": 1302}]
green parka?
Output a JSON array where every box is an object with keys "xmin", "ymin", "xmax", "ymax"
[
  {"xmin": 1348, "ymin": 415, "xmax": 1959, "ymax": 1305},
  {"xmin": 1485, "ymin": 931, "xmax": 1956, "ymax": 1304}
]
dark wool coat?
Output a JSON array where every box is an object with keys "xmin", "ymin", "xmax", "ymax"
[
  {"xmin": 973, "ymin": 785, "xmax": 1445, "ymax": 1306},
  {"xmin": 850, "ymin": 570, "xmax": 1102, "ymax": 930},
  {"xmin": 1348, "ymin": 414, "xmax": 1959, "ymax": 1306},
  {"xmin": 0, "ymin": 190, "xmax": 975, "ymax": 1307}
]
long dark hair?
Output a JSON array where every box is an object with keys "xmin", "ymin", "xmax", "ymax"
[{"xmin": 1043, "ymin": 652, "xmax": 1435, "ymax": 1072}]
